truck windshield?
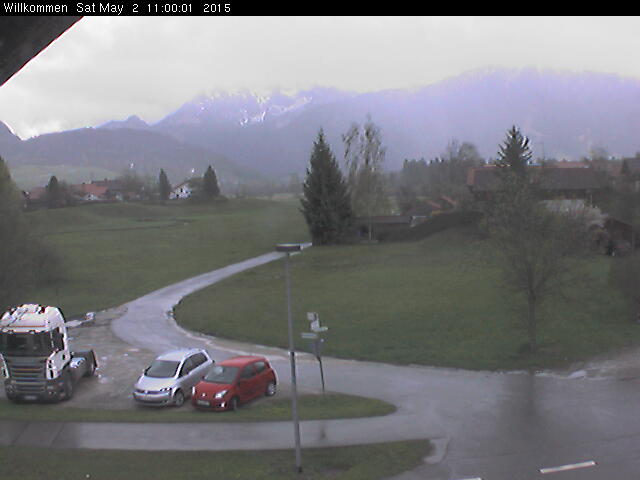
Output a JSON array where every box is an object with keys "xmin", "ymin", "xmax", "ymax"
[{"xmin": 0, "ymin": 332, "xmax": 53, "ymax": 357}]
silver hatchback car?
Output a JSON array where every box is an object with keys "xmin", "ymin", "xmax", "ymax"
[{"xmin": 133, "ymin": 348, "xmax": 213, "ymax": 407}]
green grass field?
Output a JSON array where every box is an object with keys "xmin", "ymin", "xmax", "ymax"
[
  {"xmin": 175, "ymin": 227, "xmax": 635, "ymax": 371},
  {"xmin": 0, "ymin": 393, "xmax": 395, "ymax": 423},
  {"xmin": 0, "ymin": 440, "xmax": 431, "ymax": 480},
  {"xmin": 19, "ymin": 200, "xmax": 638, "ymax": 371},
  {"xmin": 23, "ymin": 199, "xmax": 309, "ymax": 317}
]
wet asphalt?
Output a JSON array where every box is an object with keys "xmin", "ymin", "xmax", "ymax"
[{"xmin": 3, "ymin": 249, "xmax": 640, "ymax": 479}]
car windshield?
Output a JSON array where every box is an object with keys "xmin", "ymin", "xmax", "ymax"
[
  {"xmin": 203, "ymin": 365, "xmax": 239, "ymax": 384},
  {"xmin": 0, "ymin": 332, "xmax": 53, "ymax": 357},
  {"xmin": 145, "ymin": 360, "xmax": 180, "ymax": 378}
]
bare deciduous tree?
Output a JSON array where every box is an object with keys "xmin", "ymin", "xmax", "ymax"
[
  {"xmin": 485, "ymin": 127, "xmax": 590, "ymax": 352},
  {"xmin": 342, "ymin": 116, "xmax": 390, "ymax": 240}
]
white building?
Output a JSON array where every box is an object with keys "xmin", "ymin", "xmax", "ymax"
[{"xmin": 169, "ymin": 181, "xmax": 193, "ymax": 199}]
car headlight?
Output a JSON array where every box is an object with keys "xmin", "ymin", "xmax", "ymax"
[{"xmin": 214, "ymin": 390, "xmax": 227, "ymax": 399}]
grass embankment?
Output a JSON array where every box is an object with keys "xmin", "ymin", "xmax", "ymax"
[
  {"xmin": 0, "ymin": 393, "xmax": 394, "ymax": 423},
  {"xmin": 0, "ymin": 440, "xmax": 431, "ymax": 480},
  {"xmin": 175, "ymin": 228, "xmax": 634, "ymax": 371},
  {"xmin": 24, "ymin": 199, "xmax": 308, "ymax": 317}
]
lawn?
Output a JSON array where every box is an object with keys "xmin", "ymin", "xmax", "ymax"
[
  {"xmin": 0, "ymin": 393, "xmax": 395, "ymax": 423},
  {"xmin": 0, "ymin": 440, "xmax": 431, "ymax": 480},
  {"xmin": 174, "ymin": 227, "xmax": 635, "ymax": 371},
  {"xmin": 23, "ymin": 199, "xmax": 309, "ymax": 317}
]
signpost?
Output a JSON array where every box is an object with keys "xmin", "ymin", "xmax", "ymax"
[{"xmin": 302, "ymin": 312, "xmax": 328, "ymax": 394}]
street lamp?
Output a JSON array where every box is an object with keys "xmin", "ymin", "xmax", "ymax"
[{"xmin": 275, "ymin": 243, "xmax": 303, "ymax": 473}]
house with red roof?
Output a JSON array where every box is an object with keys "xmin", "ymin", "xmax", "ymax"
[
  {"xmin": 467, "ymin": 164, "xmax": 606, "ymax": 204},
  {"xmin": 71, "ymin": 183, "xmax": 109, "ymax": 202}
]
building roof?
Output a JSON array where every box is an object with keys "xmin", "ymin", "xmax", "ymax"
[
  {"xmin": 467, "ymin": 165, "xmax": 606, "ymax": 192},
  {"xmin": 466, "ymin": 166, "xmax": 501, "ymax": 191},
  {"xmin": 26, "ymin": 186, "xmax": 47, "ymax": 200},
  {"xmin": 539, "ymin": 167, "xmax": 606, "ymax": 190},
  {"xmin": 73, "ymin": 183, "xmax": 108, "ymax": 198},
  {"xmin": 550, "ymin": 161, "xmax": 590, "ymax": 168},
  {"xmin": 172, "ymin": 181, "xmax": 192, "ymax": 191},
  {"xmin": 91, "ymin": 179, "xmax": 124, "ymax": 190},
  {"xmin": 354, "ymin": 215, "xmax": 413, "ymax": 225},
  {"xmin": 621, "ymin": 158, "xmax": 640, "ymax": 176}
]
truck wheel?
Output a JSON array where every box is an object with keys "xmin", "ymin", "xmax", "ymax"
[
  {"xmin": 61, "ymin": 371, "xmax": 74, "ymax": 401},
  {"xmin": 6, "ymin": 394, "xmax": 21, "ymax": 404},
  {"xmin": 85, "ymin": 356, "xmax": 96, "ymax": 377}
]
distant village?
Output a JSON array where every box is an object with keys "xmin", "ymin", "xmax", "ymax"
[{"xmin": 23, "ymin": 177, "xmax": 197, "ymax": 208}]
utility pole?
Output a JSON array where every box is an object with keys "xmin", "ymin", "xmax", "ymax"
[{"xmin": 276, "ymin": 243, "xmax": 303, "ymax": 474}]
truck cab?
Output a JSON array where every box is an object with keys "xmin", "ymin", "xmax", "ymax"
[{"xmin": 0, "ymin": 304, "xmax": 96, "ymax": 402}]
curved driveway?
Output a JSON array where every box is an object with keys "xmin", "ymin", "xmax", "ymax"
[{"xmin": 5, "ymin": 250, "xmax": 640, "ymax": 480}]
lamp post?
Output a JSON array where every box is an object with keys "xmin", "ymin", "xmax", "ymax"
[{"xmin": 275, "ymin": 243, "xmax": 303, "ymax": 473}]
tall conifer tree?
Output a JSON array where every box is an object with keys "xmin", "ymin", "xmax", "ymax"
[
  {"xmin": 496, "ymin": 125, "xmax": 532, "ymax": 177},
  {"xmin": 158, "ymin": 169, "xmax": 171, "ymax": 203},
  {"xmin": 301, "ymin": 130, "xmax": 353, "ymax": 244},
  {"xmin": 45, "ymin": 175, "xmax": 63, "ymax": 208},
  {"xmin": 202, "ymin": 165, "xmax": 220, "ymax": 199}
]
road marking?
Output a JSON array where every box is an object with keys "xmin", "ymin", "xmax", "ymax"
[
  {"xmin": 540, "ymin": 460, "xmax": 596, "ymax": 474},
  {"xmin": 456, "ymin": 477, "xmax": 482, "ymax": 480}
]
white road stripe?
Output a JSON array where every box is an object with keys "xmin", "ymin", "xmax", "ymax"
[{"xmin": 540, "ymin": 460, "xmax": 596, "ymax": 474}]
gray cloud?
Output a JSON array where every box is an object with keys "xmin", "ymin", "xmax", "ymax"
[{"xmin": 1, "ymin": 16, "xmax": 639, "ymax": 138}]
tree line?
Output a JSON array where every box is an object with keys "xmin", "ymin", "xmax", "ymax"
[
  {"xmin": 300, "ymin": 117, "xmax": 485, "ymax": 245},
  {"xmin": 301, "ymin": 122, "xmax": 640, "ymax": 353},
  {"xmin": 0, "ymin": 157, "xmax": 61, "ymax": 309}
]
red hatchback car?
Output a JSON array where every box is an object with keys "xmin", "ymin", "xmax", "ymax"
[{"xmin": 191, "ymin": 355, "xmax": 277, "ymax": 411}]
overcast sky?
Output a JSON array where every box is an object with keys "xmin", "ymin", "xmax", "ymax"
[{"xmin": 2, "ymin": 16, "xmax": 640, "ymax": 139}]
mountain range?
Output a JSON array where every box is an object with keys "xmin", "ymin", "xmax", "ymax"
[{"xmin": 3, "ymin": 68, "xmax": 640, "ymax": 189}]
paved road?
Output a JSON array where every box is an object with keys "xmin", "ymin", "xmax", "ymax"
[{"xmin": 5, "ymin": 250, "xmax": 640, "ymax": 480}]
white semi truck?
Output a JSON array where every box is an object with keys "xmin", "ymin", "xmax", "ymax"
[{"xmin": 0, "ymin": 304, "xmax": 97, "ymax": 403}]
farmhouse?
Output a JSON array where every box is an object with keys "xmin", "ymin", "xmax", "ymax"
[
  {"xmin": 467, "ymin": 164, "xmax": 606, "ymax": 203},
  {"xmin": 620, "ymin": 157, "xmax": 640, "ymax": 191},
  {"xmin": 90, "ymin": 179, "xmax": 125, "ymax": 200},
  {"xmin": 353, "ymin": 215, "xmax": 428, "ymax": 240},
  {"xmin": 72, "ymin": 183, "xmax": 108, "ymax": 202},
  {"xmin": 170, "ymin": 181, "xmax": 194, "ymax": 199}
]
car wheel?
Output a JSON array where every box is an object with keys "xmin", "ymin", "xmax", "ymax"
[
  {"xmin": 229, "ymin": 396, "xmax": 239, "ymax": 411},
  {"xmin": 173, "ymin": 389, "xmax": 185, "ymax": 407},
  {"xmin": 265, "ymin": 381, "xmax": 277, "ymax": 397}
]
